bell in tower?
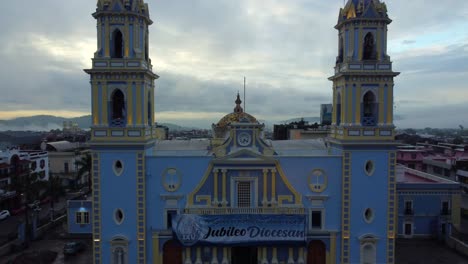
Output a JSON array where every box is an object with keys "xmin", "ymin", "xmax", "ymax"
[
  {"xmin": 85, "ymin": 0, "xmax": 158, "ymax": 143},
  {"xmin": 329, "ymin": 0, "xmax": 399, "ymax": 142}
]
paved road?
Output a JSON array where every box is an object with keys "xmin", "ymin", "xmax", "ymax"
[{"xmin": 0, "ymin": 196, "xmax": 68, "ymax": 243}]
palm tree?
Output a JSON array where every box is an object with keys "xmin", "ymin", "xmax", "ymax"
[{"xmin": 75, "ymin": 152, "xmax": 92, "ymax": 193}]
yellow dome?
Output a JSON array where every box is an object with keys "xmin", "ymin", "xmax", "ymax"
[{"xmin": 216, "ymin": 112, "xmax": 258, "ymax": 128}]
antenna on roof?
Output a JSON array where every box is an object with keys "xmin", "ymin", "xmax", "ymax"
[{"xmin": 243, "ymin": 76, "xmax": 246, "ymax": 113}]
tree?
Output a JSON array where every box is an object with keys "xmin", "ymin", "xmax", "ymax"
[
  {"xmin": 10, "ymin": 166, "xmax": 42, "ymax": 242},
  {"xmin": 75, "ymin": 152, "xmax": 92, "ymax": 193}
]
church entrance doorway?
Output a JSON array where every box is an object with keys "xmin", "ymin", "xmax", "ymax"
[
  {"xmin": 307, "ymin": 240, "xmax": 326, "ymax": 264},
  {"xmin": 163, "ymin": 240, "xmax": 182, "ymax": 264},
  {"xmin": 231, "ymin": 247, "xmax": 257, "ymax": 264}
]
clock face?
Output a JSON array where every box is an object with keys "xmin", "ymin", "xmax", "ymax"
[{"xmin": 237, "ymin": 132, "xmax": 252, "ymax": 147}]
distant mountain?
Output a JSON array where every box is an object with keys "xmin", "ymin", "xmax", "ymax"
[
  {"xmin": 0, "ymin": 115, "xmax": 196, "ymax": 132},
  {"xmin": 0, "ymin": 115, "xmax": 92, "ymax": 131}
]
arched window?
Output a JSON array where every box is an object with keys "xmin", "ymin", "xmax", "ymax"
[
  {"xmin": 336, "ymin": 92, "xmax": 342, "ymax": 126},
  {"xmin": 147, "ymin": 91, "xmax": 152, "ymax": 126},
  {"xmin": 361, "ymin": 91, "xmax": 377, "ymax": 126},
  {"xmin": 361, "ymin": 243, "xmax": 376, "ymax": 264},
  {"xmin": 111, "ymin": 89, "xmax": 126, "ymax": 127},
  {"xmin": 363, "ymin": 33, "xmax": 376, "ymax": 60},
  {"xmin": 111, "ymin": 237, "xmax": 128, "ymax": 264},
  {"xmin": 145, "ymin": 35, "xmax": 149, "ymax": 61},
  {"xmin": 337, "ymin": 37, "xmax": 344, "ymax": 63},
  {"xmin": 112, "ymin": 29, "xmax": 124, "ymax": 59}
]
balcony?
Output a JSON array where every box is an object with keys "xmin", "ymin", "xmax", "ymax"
[{"xmin": 183, "ymin": 207, "xmax": 305, "ymax": 215}]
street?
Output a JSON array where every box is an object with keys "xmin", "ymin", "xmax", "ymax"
[{"xmin": 0, "ymin": 196, "xmax": 68, "ymax": 244}]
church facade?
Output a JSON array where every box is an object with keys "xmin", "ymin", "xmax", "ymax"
[{"xmin": 86, "ymin": 0, "xmax": 398, "ymax": 263}]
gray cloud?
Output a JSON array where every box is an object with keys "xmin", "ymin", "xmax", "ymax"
[{"xmin": 0, "ymin": 0, "xmax": 467, "ymax": 129}]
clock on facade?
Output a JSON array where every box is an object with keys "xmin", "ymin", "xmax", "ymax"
[{"xmin": 237, "ymin": 132, "xmax": 252, "ymax": 146}]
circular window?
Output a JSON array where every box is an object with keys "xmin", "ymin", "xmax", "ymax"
[
  {"xmin": 365, "ymin": 160, "xmax": 375, "ymax": 176},
  {"xmin": 364, "ymin": 208, "xmax": 374, "ymax": 223},
  {"xmin": 114, "ymin": 209, "xmax": 124, "ymax": 224},
  {"xmin": 162, "ymin": 168, "xmax": 182, "ymax": 192},
  {"xmin": 113, "ymin": 160, "xmax": 124, "ymax": 176}
]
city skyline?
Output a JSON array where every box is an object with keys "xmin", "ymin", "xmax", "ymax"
[{"xmin": 0, "ymin": 0, "xmax": 467, "ymax": 128}]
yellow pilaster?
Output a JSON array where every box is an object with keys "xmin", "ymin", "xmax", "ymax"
[
  {"xmin": 330, "ymin": 233, "xmax": 336, "ymax": 264},
  {"xmin": 102, "ymin": 83, "xmax": 108, "ymax": 125},
  {"xmin": 387, "ymin": 84, "xmax": 394, "ymax": 124},
  {"xmin": 349, "ymin": 25, "xmax": 354, "ymax": 58},
  {"xmin": 340, "ymin": 88, "xmax": 345, "ymax": 125},
  {"xmin": 92, "ymin": 82, "xmax": 99, "ymax": 125},
  {"xmin": 377, "ymin": 28, "xmax": 381, "ymax": 60},
  {"xmin": 379, "ymin": 84, "xmax": 385, "ymax": 124},
  {"xmin": 136, "ymin": 83, "xmax": 142, "ymax": 124},
  {"xmin": 271, "ymin": 168, "xmax": 276, "ymax": 203},
  {"xmin": 263, "ymin": 169, "xmax": 268, "ymax": 204},
  {"xmin": 332, "ymin": 87, "xmax": 336, "ymax": 124},
  {"xmin": 152, "ymin": 234, "xmax": 161, "ymax": 264},
  {"xmin": 213, "ymin": 169, "xmax": 219, "ymax": 203},
  {"xmin": 127, "ymin": 82, "xmax": 133, "ymax": 125},
  {"xmin": 347, "ymin": 86, "xmax": 353, "ymax": 123},
  {"xmin": 105, "ymin": 19, "xmax": 110, "ymax": 57},
  {"xmin": 125, "ymin": 17, "xmax": 129, "ymax": 58},
  {"xmin": 222, "ymin": 169, "xmax": 227, "ymax": 206},
  {"xmin": 185, "ymin": 247, "xmax": 191, "ymax": 263},
  {"xmin": 358, "ymin": 26, "xmax": 363, "ymax": 60},
  {"xmin": 355, "ymin": 84, "xmax": 361, "ymax": 125}
]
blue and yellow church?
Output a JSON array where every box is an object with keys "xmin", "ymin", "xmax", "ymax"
[{"xmin": 85, "ymin": 0, "xmax": 399, "ymax": 263}]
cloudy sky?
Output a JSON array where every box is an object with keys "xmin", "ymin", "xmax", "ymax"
[{"xmin": 0, "ymin": 0, "xmax": 467, "ymax": 128}]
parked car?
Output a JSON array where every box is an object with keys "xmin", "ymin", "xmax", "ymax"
[
  {"xmin": 27, "ymin": 200, "xmax": 40, "ymax": 209},
  {"xmin": 0, "ymin": 210, "xmax": 10, "ymax": 220},
  {"xmin": 63, "ymin": 241, "xmax": 85, "ymax": 256}
]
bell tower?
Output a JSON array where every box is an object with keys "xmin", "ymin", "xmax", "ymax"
[
  {"xmin": 329, "ymin": 0, "xmax": 399, "ymax": 142},
  {"xmin": 328, "ymin": 1, "xmax": 399, "ymax": 263},
  {"xmin": 85, "ymin": 1, "xmax": 157, "ymax": 263}
]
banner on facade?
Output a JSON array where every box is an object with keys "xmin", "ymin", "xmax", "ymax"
[{"xmin": 172, "ymin": 214, "xmax": 306, "ymax": 246}]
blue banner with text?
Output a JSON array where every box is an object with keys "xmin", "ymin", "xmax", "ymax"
[{"xmin": 172, "ymin": 214, "xmax": 306, "ymax": 246}]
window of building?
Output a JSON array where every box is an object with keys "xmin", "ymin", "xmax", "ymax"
[
  {"xmin": 361, "ymin": 243, "xmax": 376, "ymax": 264},
  {"xmin": 365, "ymin": 160, "xmax": 375, "ymax": 176},
  {"xmin": 364, "ymin": 208, "xmax": 374, "ymax": 223},
  {"xmin": 336, "ymin": 93, "xmax": 342, "ymax": 126},
  {"xmin": 115, "ymin": 209, "xmax": 124, "ymax": 224},
  {"xmin": 237, "ymin": 181, "xmax": 251, "ymax": 208},
  {"xmin": 362, "ymin": 32, "xmax": 376, "ymax": 60},
  {"xmin": 411, "ymin": 153, "xmax": 417, "ymax": 160},
  {"xmin": 113, "ymin": 160, "xmax": 124, "ymax": 176},
  {"xmin": 147, "ymin": 91, "xmax": 152, "ymax": 126},
  {"xmin": 76, "ymin": 211, "xmax": 89, "ymax": 224},
  {"xmin": 408, "ymin": 164, "xmax": 415, "ymax": 169},
  {"xmin": 433, "ymin": 166, "xmax": 442, "ymax": 175},
  {"xmin": 404, "ymin": 200, "xmax": 413, "ymax": 215},
  {"xmin": 110, "ymin": 89, "xmax": 125, "ymax": 126},
  {"xmin": 337, "ymin": 37, "xmax": 344, "ymax": 63},
  {"xmin": 404, "ymin": 222, "xmax": 413, "ymax": 236},
  {"xmin": 422, "ymin": 164, "xmax": 427, "ymax": 172},
  {"xmin": 311, "ymin": 210, "xmax": 322, "ymax": 229},
  {"xmin": 362, "ymin": 91, "xmax": 377, "ymax": 126},
  {"xmin": 64, "ymin": 162, "xmax": 69, "ymax": 173},
  {"xmin": 166, "ymin": 210, "xmax": 177, "ymax": 229},
  {"xmin": 441, "ymin": 201, "xmax": 450, "ymax": 215},
  {"xmin": 112, "ymin": 29, "xmax": 124, "ymax": 59},
  {"xmin": 31, "ymin": 161, "xmax": 37, "ymax": 171},
  {"xmin": 444, "ymin": 169, "xmax": 451, "ymax": 177}
]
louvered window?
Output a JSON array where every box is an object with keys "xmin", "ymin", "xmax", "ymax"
[{"xmin": 237, "ymin": 182, "xmax": 251, "ymax": 207}]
